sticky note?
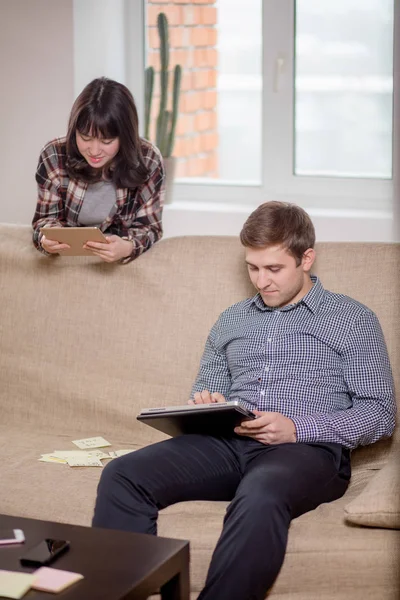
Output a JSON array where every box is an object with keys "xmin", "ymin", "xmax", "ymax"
[
  {"xmin": 32, "ymin": 567, "xmax": 83, "ymax": 593},
  {"xmin": 108, "ymin": 449, "xmax": 136, "ymax": 458},
  {"xmin": 53, "ymin": 450, "xmax": 109, "ymax": 460},
  {"xmin": 0, "ymin": 570, "xmax": 36, "ymax": 599},
  {"xmin": 39, "ymin": 455, "xmax": 67, "ymax": 464},
  {"xmin": 72, "ymin": 437, "xmax": 111, "ymax": 449},
  {"xmin": 66, "ymin": 457, "xmax": 103, "ymax": 467}
]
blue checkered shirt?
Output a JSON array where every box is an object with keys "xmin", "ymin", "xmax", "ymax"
[{"xmin": 191, "ymin": 276, "xmax": 396, "ymax": 449}]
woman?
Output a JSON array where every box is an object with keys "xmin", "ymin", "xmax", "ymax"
[{"xmin": 32, "ymin": 77, "xmax": 165, "ymax": 263}]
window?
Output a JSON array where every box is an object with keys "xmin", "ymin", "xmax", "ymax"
[
  {"xmin": 146, "ymin": 0, "xmax": 262, "ymax": 182},
  {"xmin": 74, "ymin": 0, "xmax": 396, "ymax": 213},
  {"xmin": 144, "ymin": 0, "xmax": 395, "ymax": 211},
  {"xmin": 294, "ymin": 0, "xmax": 394, "ymax": 179}
]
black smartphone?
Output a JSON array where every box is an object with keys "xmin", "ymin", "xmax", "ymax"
[{"xmin": 20, "ymin": 538, "xmax": 70, "ymax": 567}]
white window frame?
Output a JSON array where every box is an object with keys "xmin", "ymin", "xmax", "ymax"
[
  {"xmin": 131, "ymin": 0, "xmax": 396, "ymax": 214},
  {"xmin": 175, "ymin": 0, "xmax": 396, "ymax": 213},
  {"xmin": 77, "ymin": 0, "xmax": 398, "ymax": 232}
]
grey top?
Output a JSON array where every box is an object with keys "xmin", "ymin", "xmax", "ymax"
[{"xmin": 78, "ymin": 181, "xmax": 117, "ymax": 227}]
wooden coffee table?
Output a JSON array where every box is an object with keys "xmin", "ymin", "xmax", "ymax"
[{"xmin": 0, "ymin": 514, "xmax": 189, "ymax": 599}]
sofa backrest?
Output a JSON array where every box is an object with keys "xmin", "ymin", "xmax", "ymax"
[{"xmin": 0, "ymin": 225, "xmax": 398, "ymax": 464}]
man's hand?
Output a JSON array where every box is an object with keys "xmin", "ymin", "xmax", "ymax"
[
  {"xmin": 188, "ymin": 390, "xmax": 227, "ymax": 405},
  {"xmin": 84, "ymin": 235, "xmax": 134, "ymax": 263},
  {"xmin": 41, "ymin": 235, "xmax": 71, "ymax": 254},
  {"xmin": 234, "ymin": 411, "xmax": 297, "ymax": 445}
]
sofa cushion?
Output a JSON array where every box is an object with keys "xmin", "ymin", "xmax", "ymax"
[{"xmin": 344, "ymin": 448, "xmax": 400, "ymax": 529}]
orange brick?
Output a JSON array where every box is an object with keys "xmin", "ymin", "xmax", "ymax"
[
  {"xmin": 204, "ymin": 90, "xmax": 217, "ymax": 109},
  {"xmin": 150, "ymin": 103, "xmax": 159, "ymax": 123},
  {"xmin": 200, "ymin": 131, "xmax": 218, "ymax": 152},
  {"xmin": 191, "ymin": 134, "xmax": 202, "ymax": 154},
  {"xmin": 181, "ymin": 91, "xmax": 203, "ymax": 113},
  {"xmin": 184, "ymin": 137, "xmax": 193, "ymax": 155},
  {"xmin": 170, "ymin": 49, "xmax": 191, "ymax": 68},
  {"xmin": 149, "ymin": 122, "xmax": 157, "ymax": 143},
  {"xmin": 174, "ymin": 137, "xmax": 188, "ymax": 158},
  {"xmin": 191, "ymin": 27, "xmax": 218, "ymax": 47},
  {"xmin": 207, "ymin": 151, "xmax": 219, "ymax": 172},
  {"xmin": 193, "ymin": 70, "xmax": 209, "ymax": 89},
  {"xmin": 208, "ymin": 69, "xmax": 217, "ymax": 87},
  {"xmin": 206, "ymin": 48, "xmax": 218, "ymax": 68},
  {"xmin": 208, "ymin": 110, "xmax": 217, "ymax": 130},
  {"xmin": 147, "ymin": 51, "xmax": 160, "ymax": 70},
  {"xmin": 193, "ymin": 49, "xmax": 206, "ymax": 68},
  {"xmin": 188, "ymin": 157, "xmax": 206, "ymax": 177},
  {"xmin": 182, "ymin": 5, "xmax": 201, "ymax": 25},
  {"xmin": 191, "ymin": 27, "xmax": 209, "ymax": 47},
  {"xmin": 180, "ymin": 71, "xmax": 193, "ymax": 92},
  {"xmin": 194, "ymin": 111, "xmax": 210, "ymax": 131},
  {"xmin": 176, "ymin": 114, "xmax": 194, "ymax": 136},
  {"xmin": 201, "ymin": 6, "xmax": 217, "ymax": 25},
  {"xmin": 193, "ymin": 48, "xmax": 217, "ymax": 68},
  {"xmin": 170, "ymin": 27, "xmax": 191, "ymax": 48},
  {"xmin": 208, "ymin": 27, "xmax": 217, "ymax": 46},
  {"xmin": 175, "ymin": 159, "xmax": 188, "ymax": 178},
  {"xmin": 147, "ymin": 6, "xmax": 159, "ymax": 27},
  {"xmin": 148, "ymin": 27, "xmax": 160, "ymax": 49}
]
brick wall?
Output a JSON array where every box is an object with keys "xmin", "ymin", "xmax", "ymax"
[{"xmin": 147, "ymin": 0, "xmax": 218, "ymax": 178}]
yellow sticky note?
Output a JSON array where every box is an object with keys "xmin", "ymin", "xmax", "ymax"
[
  {"xmin": 72, "ymin": 437, "xmax": 111, "ymax": 450},
  {"xmin": 39, "ymin": 455, "xmax": 67, "ymax": 464},
  {"xmin": 53, "ymin": 450, "xmax": 110, "ymax": 460},
  {"xmin": 0, "ymin": 570, "xmax": 36, "ymax": 599},
  {"xmin": 67, "ymin": 457, "xmax": 103, "ymax": 467},
  {"xmin": 109, "ymin": 449, "xmax": 137, "ymax": 458}
]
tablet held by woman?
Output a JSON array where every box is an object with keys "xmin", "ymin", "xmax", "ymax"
[{"xmin": 32, "ymin": 77, "xmax": 165, "ymax": 263}]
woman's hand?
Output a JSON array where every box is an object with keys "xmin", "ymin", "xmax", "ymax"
[
  {"xmin": 41, "ymin": 235, "xmax": 70, "ymax": 254},
  {"xmin": 84, "ymin": 235, "xmax": 134, "ymax": 263}
]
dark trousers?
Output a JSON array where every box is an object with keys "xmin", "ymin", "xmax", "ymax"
[{"xmin": 92, "ymin": 435, "xmax": 351, "ymax": 600}]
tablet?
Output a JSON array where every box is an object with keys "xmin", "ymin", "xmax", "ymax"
[
  {"xmin": 40, "ymin": 227, "xmax": 108, "ymax": 256},
  {"xmin": 137, "ymin": 400, "xmax": 257, "ymax": 437}
]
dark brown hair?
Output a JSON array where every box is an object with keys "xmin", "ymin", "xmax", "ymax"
[
  {"xmin": 240, "ymin": 201, "xmax": 315, "ymax": 264},
  {"xmin": 66, "ymin": 77, "xmax": 150, "ymax": 188}
]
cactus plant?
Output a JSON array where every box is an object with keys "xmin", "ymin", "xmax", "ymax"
[{"xmin": 145, "ymin": 12, "xmax": 182, "ymax": 158}]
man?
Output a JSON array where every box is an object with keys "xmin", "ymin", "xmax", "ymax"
[{"xmin": 93, "ymin": 202, "xmax": 396, "ymax": 600}]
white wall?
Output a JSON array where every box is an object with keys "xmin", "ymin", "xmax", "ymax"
[
  {"xmin": 0, "ymin": 0, "xmax": 397, "ymax": 243},
  {"xmin": 162, "ymin": 202, "xmax": 394, "ymax": 243},
  {"xmin": 73, "ymin": 0, "xmax": 126, "ymax": 96},
  {"xmin": 0, "ymin": 0, "xmax": 74, "ymax": 224}
]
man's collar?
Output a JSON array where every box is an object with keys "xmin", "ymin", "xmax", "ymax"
[{"xmin": 251, "ymin": 275, "xmax": 324, "ymax": 314}]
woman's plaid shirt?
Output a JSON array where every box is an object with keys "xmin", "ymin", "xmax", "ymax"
[{"xmin": 32, "ymin": 137, "xmax": 165, "ymax": 263}]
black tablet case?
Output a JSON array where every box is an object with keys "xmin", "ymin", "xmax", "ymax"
[{"xmin": 137, "ymin": 404, "xmax": 256, "ymax": 437}]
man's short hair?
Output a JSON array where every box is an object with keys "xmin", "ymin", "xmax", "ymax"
[{"xmin": 240, "ymin": 201, "xmax": 316, "ymax": 264}]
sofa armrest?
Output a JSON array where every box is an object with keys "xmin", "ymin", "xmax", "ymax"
[{"xmin": 344, "ymin": 448, "xmax": 400, "ymax": 529}]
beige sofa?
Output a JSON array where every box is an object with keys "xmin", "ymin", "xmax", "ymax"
[{"xmin": 0, "ymin": 223, "xmax": 399, "ymax": 599}]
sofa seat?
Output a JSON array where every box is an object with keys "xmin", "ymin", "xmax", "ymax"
[{"xmin": 1, "ymin": 424, "xmax": 398, "ymax": 600}]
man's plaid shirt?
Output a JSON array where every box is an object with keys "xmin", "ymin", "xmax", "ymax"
[
  {"xmin": 191, "ymin": 276, "xmax": 396, "ymax": 449},
  {"xmin": 32, "ymin": 137, "xmax": 165, "ymax": 263}
]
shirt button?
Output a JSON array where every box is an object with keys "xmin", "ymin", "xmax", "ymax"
[
  {"xmin": 267, "ymin": 338, "xmax": 272, "ymax": 343},
  {"xmin": 260, "ymin": 391, "xmax": 265, "ymax": 396},
  {"xmin": 265, "ymin": 366, "xmax": 269, "ymax": 372}
]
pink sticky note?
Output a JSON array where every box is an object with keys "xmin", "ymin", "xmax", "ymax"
[{"xmin": 31, "ymin": 567, "xmax": 83, "ymax": 593}]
